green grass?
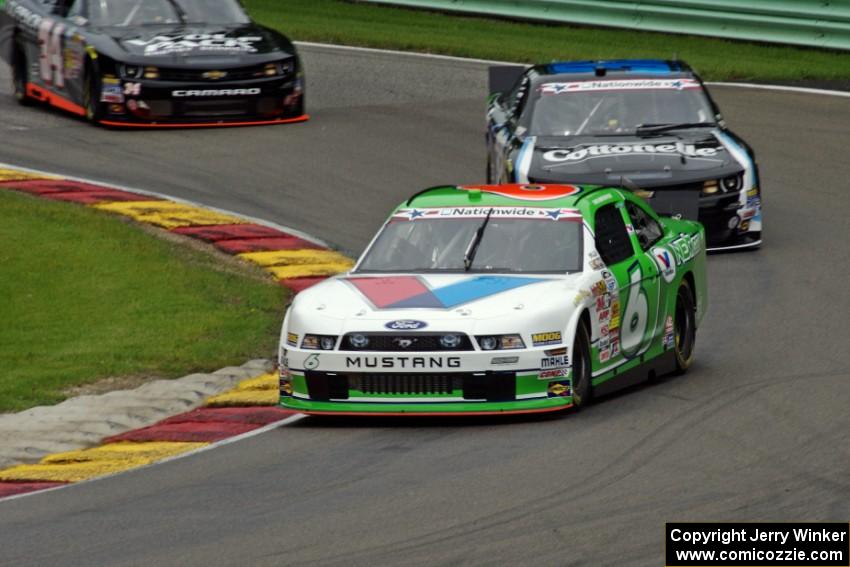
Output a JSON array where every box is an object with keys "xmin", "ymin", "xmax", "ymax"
[
  {"xmin": 244, "ymin": 0, "xmax": 850, "ymax": 82},
  {"xmin": 0, "ymin": 190, "xmax": 286, "ymax": 412}
]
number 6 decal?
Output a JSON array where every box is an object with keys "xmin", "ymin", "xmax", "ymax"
[
  {"xmin": 38, "ymin": 19, "xmax": 65, "ymax": 88},
  {"xmin": 619, "ymin": 261, "xmax": 648, "ymax": 358}
]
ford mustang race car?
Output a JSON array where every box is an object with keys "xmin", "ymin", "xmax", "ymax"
[
  {"xmin": 279, "ymin": 183, "xmax": 707, "ymax": 416},
  {"xmin": 0, "ymin": 0, "xmax": 306, "ymax": 127},
  {"xmin": 487, "ymin": 60, "xmax": 762, "ymax": 251}
]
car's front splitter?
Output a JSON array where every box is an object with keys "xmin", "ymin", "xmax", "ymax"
[
  {"xmin": 99, "ymin": 114, "xmax": 309, "ymax": 129},
  {"xmin": 280, "ymin": 396, "xmax": 572, "ymax": 415}
]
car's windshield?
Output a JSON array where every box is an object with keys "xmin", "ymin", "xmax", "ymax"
[
  {"xmin": 356, "ymin": 207, "xmax": 584, "ymax": 274},
  {"xmin": 85, "ymin": 0, "xmax": 250, "ymax": 26},
  {"xmin": 526, "ymin": 78, "xmax": 715, "ymax": 136}
]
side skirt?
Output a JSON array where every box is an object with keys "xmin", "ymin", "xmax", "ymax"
[
  {"xmin": 593, "ymin": 350, "xmax": 678, "ymax": 398},
  {"xmin": 26, "ymin": 83, "xmax": 86, "ymax": 116}
]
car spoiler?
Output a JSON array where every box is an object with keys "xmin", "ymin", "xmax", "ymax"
[{"xmin": 488, "ymin": 65, "xmax": 528, "ymax": 97}]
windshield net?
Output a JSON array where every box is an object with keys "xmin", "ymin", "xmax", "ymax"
[
  {"xmin": 528, "ymin": 79, "xmax": 715, "ymax": 136},
  {"xmin": 87, "ymin": 0, "xmax": 250, "ymax": 26},
  {"xmin": 356, "ymin": 208, "xmax": 584, "ymax": 273}
]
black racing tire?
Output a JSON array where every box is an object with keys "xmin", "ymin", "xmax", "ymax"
[
  {"xmin": 673, "ymin": 278, "xmax": 697, "ymax": 374},
  {"xmin": 83, "ymin": 65, "xmax": 104, "ymax": 124},
  {"xmin": 571, "ymin": 319, "xmax": 593, "ymax": 409},
  {"xmin": 12, "ymin": 42, "xmax": 31, "ymax": 106}
]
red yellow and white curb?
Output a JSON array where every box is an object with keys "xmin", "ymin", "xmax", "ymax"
[
  {"xmin": 0, "ymin": 372, "xmax": 287, "ymax": 498},
  {"xmin": 0, "ymin": 164, "xmax": 346, "ymax": 499},
  {"xmin": 0, "ymin": 165, "xmax": 354, "ymax": 292}
]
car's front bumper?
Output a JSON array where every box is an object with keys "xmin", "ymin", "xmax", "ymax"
[
  {"xmin": 98, "ymin": 74, "xmax": 305, "ymax": 126},
  {"xmin": 279, "ymin": 351, "xmax": 575, "ymax": 414}
]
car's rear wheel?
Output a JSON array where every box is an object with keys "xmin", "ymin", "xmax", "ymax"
[
  {"xmin": 673, "ymin": 279, "xmax": 697, "ymax": 373},
  {"xmin": 12, "ymin": 42, "xmax": 31, "ymax": 106},
  {"xmin": 83, "ymin": 65, "xmax": 104, "ymax": 124},
  {"xmin": 571, "ymin": 320, "xmax": 592, "ymax": 409}
]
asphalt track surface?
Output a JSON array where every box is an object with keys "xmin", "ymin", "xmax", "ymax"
[{"xmin": 1, "ymin": 45, "xmax": 849, "ymax": 566}]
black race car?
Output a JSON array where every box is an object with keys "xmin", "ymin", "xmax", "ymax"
[
  {"xmin": 0, "ymin": 0, "xmax": 306, "ymax": 127},
  {"xmin": 486, "ymin": 60, "xmax": 762, "ymax": 251}
]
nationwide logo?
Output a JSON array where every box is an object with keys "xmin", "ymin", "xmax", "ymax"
[
  {"xmin": 543, "ymin": 141, "xmax": 723, "ymax": 166},
  {"xmin": 347, "ymin": 276, "xmax": 548, "ymax": 309},
  {"xmin": 540, "ymin": 78, "xmax": 701, "ymax": 94},
  {"xmin": 391, "ymin": 207, "xmax": 582, "ymax": 222}
]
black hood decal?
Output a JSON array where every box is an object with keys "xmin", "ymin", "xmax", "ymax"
[
  {"xmin": 102, "ymin": 24, "xmax": 290, "ymax": 58},
  {"xmin": 525, "ymin": 132, "xmax": 742, "ymax": 187}
]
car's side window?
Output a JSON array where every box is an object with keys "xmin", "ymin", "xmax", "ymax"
[
  {"xmin": 594, "ymin": 203, "xmax": 633, "ymax": 265},
  {"xmin": 625, "ymin": 200, "xmax": 664, "ymax": 251}
]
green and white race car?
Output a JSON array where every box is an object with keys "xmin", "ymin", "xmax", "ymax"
[{"xmin": 279, "ymin": 184, "xmax": 707, "ymax": 415}]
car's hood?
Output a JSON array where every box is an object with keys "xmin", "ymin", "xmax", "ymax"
[
  {"xmin": 93, "ymin": 23, "xmax": 293, "ymax": 62},
  {"xmin": 288, "ymin": 273, "xmax": 586, "ymax": 335},
  {"xmin": 524, "ymin": 131, "xmax": 742, "ymax": 187}
]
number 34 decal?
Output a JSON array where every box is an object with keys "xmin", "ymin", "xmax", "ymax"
[{"xmin": 38, "ymin": 19, "xmax": 66, "ymax": 88}]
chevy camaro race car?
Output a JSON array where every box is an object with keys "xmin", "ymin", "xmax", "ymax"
[
  {"xmin": 279, "ymin": 184, "xmax": 707, "ymax": 416},
  {"xmin": 0, "ymin": 0, "xmax": 305, "ymax": 127},
  {"xmin": 486, "ymin": 60, "xmax": 762, "ymax": 251}
]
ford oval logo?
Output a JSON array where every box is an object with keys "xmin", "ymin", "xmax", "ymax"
[{"xmin": 385, "ymin": 319, "xmax": 428, "ymax": 330}]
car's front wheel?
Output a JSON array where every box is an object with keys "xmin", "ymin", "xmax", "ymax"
[
  {"xmin": 571, "ymin": 320, "xmax": 592, "ymax": 409},
  {"xmin": 12, "ymin": 42, "xmax": 31, "ymax": 106},
  {"xmin": 673, "ymin": 279, "xmax": 697, "ymax": 373}
]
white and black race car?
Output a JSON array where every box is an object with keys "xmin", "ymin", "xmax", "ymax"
[
  {"xmin": 486, "ymin": 60, "xmax": 762, "ymax": 251},
  {"xmin": 1, "ymin": 0, "xmax": 305, "ymax": 127}
]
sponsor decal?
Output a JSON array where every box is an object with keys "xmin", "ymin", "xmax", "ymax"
[
  {"xmin": 458, "ymin": 184, "xmax": 580, "ymax": 201},
  {"xmin": 100, "ymin": 84, "xmax": 124, "ymax": 103},
  {"xmin": 286, "ymin": 332, "xmax": 298, "ymax": 347},
  {"xmin": 391, "ymin": 206, "xmax": 581, "ymax": 222},
  {"xmin": 669, "ymin": 232, "xmax": 703, "ymax": 265},
  {"xmin": 385, "ymin": 319, "xmax": 427, "ymax": 330},
  {"xmin": 125, "ymin": 33, "xmax": 263, "ymax": 55},
  {"xmin": 11, "ymin": 1, "xmax": 44, "ymax": 32},
  {"xmin": 591, "ymin": 280, "xmax": 607, "ymax": 297},
  {"xmin": 346, "ymin": 275, "xmax": 548, "ymax": 309},
  {"xmin": 124, "ymin": 82, "xmax": 141, "ymax": 96},
  {"xmin": 652, "ymin": 247, "xmax": 677, "ymax": 283},
  {"xmin": 540, "ymin": 78, "xmax": 701, "ymax": 94},
  {"xmin": 573, "ymin": 289, "xmax": 591, "ymax": 306},
  {"xmin": 532, "ymin": 331, "xmax": 562, "ymax": 347},
  {"xmin": 543, "ymin": 142, "xmax": 722, "ymax": 165},
  {"xmin": 663, "ymin": 315, "xmax": 675, "ymax": 350},
  {"xmin": 345, "ymin": 356, "xmax": 461, "ymax": 369},
  {"xmin": 539, "ymin": 368, "xmax": 569, "ymax": 379},
  {"xmin": 547, "ymin": 380, "xmax": 572, "ymax": 397},
  {"xmin": 63, "ymin": 44, "xmax": 84, "ymax": 79},
  {"xmin": 541, "ymin": 355, "xmax": 569, "ymax": 369},
  {"xmin": 172, "ymin": 88, "xmax": 261, "ymax": 97},
  {"xmin": 600, "ymin": 349, "xmax": 611, "ymax": 362}
]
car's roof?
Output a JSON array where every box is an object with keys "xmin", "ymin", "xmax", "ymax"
[
  {"xmin": 534, "ymin": 59, "xmax": 694, "ymax": 78},
  {"xmin": 399, "ymin": 184, "xmax": 616, "ymax": 211}
]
